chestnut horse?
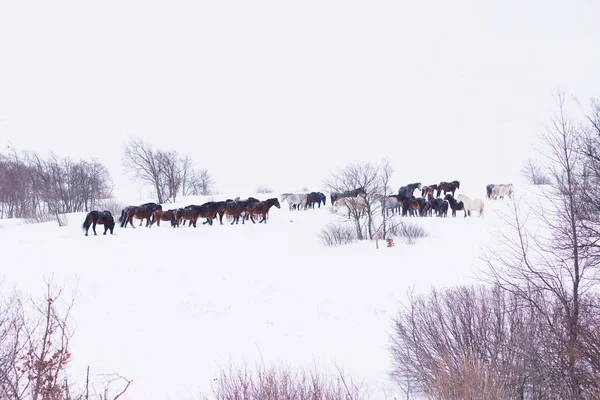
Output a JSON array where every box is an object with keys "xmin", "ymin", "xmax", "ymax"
[
  {"xmin": 421, "ymin": 184, "xmax": 438, "ymax": 198},
  {"xmin": 247, "ymin": 198, "xmax": 281, "ymax": 223},
  {"xmin": 175, "ymin": 204, "xmax": 218, "ymax": 227},
  {"xmin": 82, "ymin": 210, "xmax": 115, "ymax": 236},
  {"xmin": 150, "ymin": 209, "xmax": 178, "ymax": 228},
  {"xmin": 119, "ymin": 203, "xmax": 161, "ymax": 228}
]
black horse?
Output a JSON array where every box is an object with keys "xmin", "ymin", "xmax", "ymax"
[
  {"xmin": 398, "ymin": 183, "xmax": 422, "ymax": 197},
  {"xmin": 82, "ymin": 210, "xmax": 115, "ymax": 236},
  {"xmin": 444, "ymin": 194, "xmax": 467, "ymax": 218},
  {"xmin": 486, "ymin": 184, "xmax": 496, "ymax": 199}
]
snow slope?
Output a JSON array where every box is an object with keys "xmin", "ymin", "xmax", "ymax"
[{"xmin": 0, "ymin": 185, "xmax": 534, "ymax": 399}]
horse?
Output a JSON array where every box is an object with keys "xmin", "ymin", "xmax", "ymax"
[
  {"xmin": 444, "ymin": 194, "xmax": 467, "ymax": 218},
  {"xmin": 427, "ymin": 194, "xmax": 446, "ymax": 217},
  {"xmin": 174, "ymin": 204, "xmax": 218, "ymax": 227},
  {"xmin": 224, "ymin": 200, "xmax": 245, "ymax": 225},
  {"xmin": 281, "ymin": 193, "xmax": 308, "ymax": 211},
  {"xmin": 376, "ymin": 195, "xmax": 401, "ymax": 216},
  {"xmin": 330, "ymin": 187, "xmax": 367, "ymax": 205},
  {"xmin": 438, "ymin": 200, "xmax": 449, "ymax": 217},
  {"xmin": 333, "ymin": 196, "xmax": 367, "ymax": 219},
  {"xmin": 200, "ymin": 201, "xmax": 227, "ymax": 225},
  {"xmin": 119, "ymin": 204, "xmax": 158, "ymax": 228},
  {"xmin": 491, "ymin": 184, "xmax": 514, "ymax": 200},
  {"xmin": 405, "ymin": 197, "xmax": 425, "ymax": 217},
  {"xmin": 486, "ymin": 184, "xmax": 496, "ymax": 199},
  {"xmin": 305, "ymin": 193, "xmax": 315, "ymax": 209},
  {"xmin": 421, "ymin": 184, "xmax": 438, "ymax": 198},
  {"xmin": 307, "ymin": 192, "xmax": 326, "ymax": 208},
  {"xmin": 82, "ymin": 210, "xmax": 115, "ymax": 236},
  {"xmin": 150, "ymin": 209, "xmax": 178, "ymax": 228},
  {"xmin": 224, "ymin": 198, "xmax": 260, "ymax": 225},
  {"xmin": 247, "ymin": 198, "xmax": 281, "ymax": 223},
  {"xmin": 398, "ymin": 183, "xmax": 422, "ymax": 197},
  {"xmin": 437, "ymin": 181, "xmax": 460, "ymax": 198},
  {"xmin": 457, "ymin": 194, "xmax": 485, "ymax": 217}
]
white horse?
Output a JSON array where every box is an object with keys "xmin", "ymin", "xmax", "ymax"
[
  {"xmin": 457, "ymin": 194, "xmax": 485, "ymax": 217},
  {"xmin": 281, "ymin": 193, "xmax": 308, "ymax": 211},
  {"xmin": 373, "ymin": 194, "xmax": 400, "ymax": 216},
  {"xmin": 491, "ymin": 184, "xmax": 514, "ymax": 200},
  {"xmin": 333, "ymin": 196, "xmax": 367, "ymax": 219}
]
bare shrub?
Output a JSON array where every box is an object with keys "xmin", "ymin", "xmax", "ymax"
[
  {"xmin": 390, "ymin": 285, "xmax": 538, "ymax": 399},
  {"xmin": 0, "ymin": 277, "xmax": 131, "ymax": 400},
  {"xmin": 24, "ymin": 213, "xmax": 59, "ymax": 225},
  {"xmin": 255, "ymin": 185, "xmax": 274, "ymax": 194},
  {"xmin": 96, "ymin": 198, "xmax": 126, "ymax": 219},
  {"xmin": 521, "ymin": 158, "xmax": 552, "ymax": 185},
  {"xmin": 394, "ymin": 221, "xmax": 428, "ymax": 245},
  {"xmin": 318, "ymin": 223, "xmax": 359, "ymax": 247},
  {"xmin": 209, "ymin": 362, "xmax": 367, "ymax": 400}
]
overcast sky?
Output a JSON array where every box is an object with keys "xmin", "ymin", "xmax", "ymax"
[{"xmin": 1, "ymin": 0, "xmax": 599, "ymax": 202}]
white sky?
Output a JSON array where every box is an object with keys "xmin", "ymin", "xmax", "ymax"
[{"xmin": 1, "ymin": 0, "xmax": 599, "ymax": 202}]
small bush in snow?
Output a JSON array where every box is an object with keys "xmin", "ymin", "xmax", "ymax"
[
  {"xmin": 255, "ymin": 185, "xmax": 274, "ymax": 194},
  {"xmin": 24, "ymin": 213, "xmax": 67, "ymax": 226},
  {"xmin": 395, "ymin": 221, "xmax": 428, "ymax": 245},
  {"xmin": 209, "ymin": 362, "xmax": 367, "ymax": 400},
  {"xmin": 96, "ymin": 198, "xmax": 126, "ymax": 219},
  {"xmin": 319, "ymin": 223, "xmax": 358, "ymax": 247}
]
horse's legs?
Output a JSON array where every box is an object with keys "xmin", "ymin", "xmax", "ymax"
[{"xmin": 92, "ymin": 221, "xmax": 98, "ymax": 235}]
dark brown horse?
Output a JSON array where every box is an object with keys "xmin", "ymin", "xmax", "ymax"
[
  {"xmin": 82, "ymin": 210, "xmax": 115, "ymax": 236},
  {"xmin": 200, "ymin": 201, "xmax": 227, "ymax": 225},
  {"xmin": 247, "ymin": 198, "xmax": 281, "ymax": 223},
  {"xmin": 444, "ymin": 194, "xmax": 467, "ymax": 217},
  {"xmin": 119, "ymin": 205, "xmax": 157, "ymax": 228},
  {"xmin": 437, "ymin": 181, "xmax": 460, "ymax": 198},
  {"xmin": 119, "ymin": 203, "xmax": 162, "ymax": 228},
  {"xmin": 150, "ymin": 209, "xmax": 178, "ymax": 228},
  {"xmin": 175, "ymin": 204, "xmax": 218, "ymax": 227},
  {"xmin": 427, "ymin": 194, "xmax": 446, "ymax": 217}
]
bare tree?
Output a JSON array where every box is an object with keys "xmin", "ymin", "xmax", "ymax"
[
  {"xmin": 372, "ymin": 159, "xmax": 402, "ymax": 240},
  {"xmin": 521, "ymin": 158, "xmax": 552, "ymax": 185},
  {"xmin": 482, "ymin": 93, "xmax": 600, "ymax": 398},
  {"xmin": 122, "ymin": 140, "xmax": 215, "ymax": 202},
  {"xmin": 122, "ymin": 139, "xmax": 166, "ymax": 203},
  {"xmin": 325, "ymin": 162, "xmax": 380, "ymax": 240}
]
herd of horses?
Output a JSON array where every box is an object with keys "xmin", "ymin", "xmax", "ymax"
[
  {"xmin": 329, "ymin": 181, "xmax": 514, "ymax": 220},
  {"xmin": 82, "ymin": 197, "xmax": 281, "ymax": 236},
  {"xmin": 80, "ymin": 182, "xmax": 515, "ymax": 236}
]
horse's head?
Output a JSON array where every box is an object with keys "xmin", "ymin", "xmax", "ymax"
[
  {"xmin": 453, "ymin": 180, "xmax": 460, "ymax": 189},
  {"xmin": 271, "ymin": 198, "xmax": 281, "ymax": 209},
  {"xmin": 416, "ymin": 183, "xmax": 422, "ymax": 190},
  {"xmin": 356, "ymin": 187, "xmax": 367, "ymax": 196},
  {"xmin": 444, "ymin": 194, "xmax": 453, "ymax": 201}
]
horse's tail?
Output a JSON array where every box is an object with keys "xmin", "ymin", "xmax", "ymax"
[
  {"xmin": 82, "ymin": 214, "xmax": 91, "ymax": 231},
  {"xmin": 118, "ymin": 208, "xmax": 126, "ymax": 224}
]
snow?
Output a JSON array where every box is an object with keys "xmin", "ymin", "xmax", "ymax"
[{"xmin": 0, "ymin": 185, "xmax": 533, "ymax": 399}]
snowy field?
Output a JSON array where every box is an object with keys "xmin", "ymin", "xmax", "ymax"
[{"xmin": 0, "ymin": 184, "xmax": 541, "ymax": 399}]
